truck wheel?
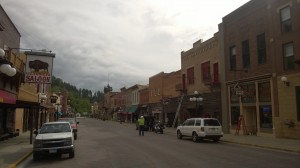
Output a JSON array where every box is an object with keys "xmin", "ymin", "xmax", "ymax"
[
  {"xmin": 33, "ymin": 152, "xmax": 41, "ymax": 161},
  {"xmin": 192, "ymin": 132, "xmax": 199, "ymax": 142},
  {"xmin": 177, "ymin": 131, "xmax": 182, "ymax": 139},
  {"xmin": 213, "ymin": 137, "xmax": 220, "ymax": 142}
]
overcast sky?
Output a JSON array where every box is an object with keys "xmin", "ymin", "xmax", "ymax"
[{"xmin": 1, "ymin": 0, "xmax": 249, "ymax": 92}]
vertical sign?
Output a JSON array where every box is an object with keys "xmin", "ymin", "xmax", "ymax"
[{"xmin": 24, "ymin": 51, "xmax": 55, "ymax": 84}]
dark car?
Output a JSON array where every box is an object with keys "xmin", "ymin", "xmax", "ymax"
[{"xmin": 58, "ymin": 118, "xmax": 79, "ymax": 140}]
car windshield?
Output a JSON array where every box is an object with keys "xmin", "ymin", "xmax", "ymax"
[
  {"xmin": 204, "ymin": 119, "xmax": 221, "ymax": 126},
  {"xmin": 39, "ymin": 123, "xmax": 71, "ymax": 134}
]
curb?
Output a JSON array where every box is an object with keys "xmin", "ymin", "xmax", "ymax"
[
  {"xmin": 8, "ymin": 151, "xmax": 32, "ymax": 168},
  {"xmin": 221, "ymin": 140, "xmax": 300, "ymax": 154}
]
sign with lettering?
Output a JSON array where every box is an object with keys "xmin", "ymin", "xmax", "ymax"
[{"xmin": 24, "ymin": 51, "xmax": 55, "ymax": 84}]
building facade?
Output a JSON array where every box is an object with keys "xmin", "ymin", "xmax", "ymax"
[
  {"xmin": 181, "ymin": 33, "xmax": 222, "ymax": 125},
  {"xmin": 222, "ymin": 0, "xmax": 300, "ymax": 138}
]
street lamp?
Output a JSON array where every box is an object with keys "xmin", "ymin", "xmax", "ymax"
[
  {"xmin": 189, "ymin": 91, "xmax": 203, "ymax": 115},
  {"xmin": 0, "ymin": 48, "xmax": 17, "ymax": 77},
  {"xmin": 161, "ymin": 98, "xmax": 169, "ymax": 125}
]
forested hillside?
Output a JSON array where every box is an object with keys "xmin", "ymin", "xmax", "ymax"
[{"xmin": 51, "ymin": 76, "xmax": 104, "ymax": 114}]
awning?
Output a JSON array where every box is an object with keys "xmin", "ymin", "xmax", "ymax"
[{"xmin": 128, "ymin": 105, "xmax": 138, "ymax": 113}]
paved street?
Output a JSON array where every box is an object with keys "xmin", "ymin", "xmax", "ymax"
[{"xmin": 17, "ymin": 118, "xmax": 300, "ymax": 168}]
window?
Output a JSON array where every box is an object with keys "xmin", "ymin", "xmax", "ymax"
[
  {"xmin": 257, "ymin": 33, "xmax": 266, "ymax": 64},
  {"xmin": 201, "ymin": 61, "xmax": 210, "ymax": 83},
  {"xmin": 195, "ymin": 120, "xmax": 201, "ymax": 126},
  {"xmin": 258, "ymin": 82, "xmax": 271, "ymax": 102},
  {"xmin": 187, "ymin": 67, "xmax": 194, "ymax": 85},
  {"xmin": 230, "ymin": 46, "xmax": 236, "ymax": 70},
  {"xmin": 260, "ymin": 106, "xmax": 273, "ymax": 129},
  {"xmin": 241, "ymin": 84, "xmax": 256, "ymax": 103},
  {"xmin": 213, "ymin": 63, "xmax": 219, "ymax": 83},
  {"xmin": 182, "ymin": 74, "xmax": 186, "ymax": 90},
  {"xmin": 280, "ymin": 6, "xmax": 292, "ymax": 33},
  {"xmin": 231, "ymin": 106, "xmax": 240, "ymax": 126},
  {"xmin": 283, "ymin": 42, "xmax": 294, "ymax": 70},
  {"xmin": 187, "ymin": 119, "xmax": 195, "ymax": 126},
  {"xmin": 204, "ymin": 119, "xmax": 220, "ymax": 126},
  {"xmin": 242, "ymin": 40, "xmax": 250, "ymax": 68}
]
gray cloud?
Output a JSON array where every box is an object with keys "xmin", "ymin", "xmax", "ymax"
[{"xmin": 0, "ymin": 0, "xmax": 249, "ymax": 92}]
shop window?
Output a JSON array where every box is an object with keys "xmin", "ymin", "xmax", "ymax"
[
  {"xmin": 259, "ymin": 106, "xmax": 273, "ymax": 128},
  {"xmin": 230, "ymin": 86, "xmax": 239, "ymax": 104},
  {"xmin": 242, "ymin": 40, "xmax": 250, "ymax": 68},
  {"xmin": 280, "ymin": 6, "xmax": 292, "ymax": 33},
  {"xmin": 231, "ymin": 106, "xmax": 240, "ymax": 126},
  {"xmin": 257, "ymin": 33, "xmax": 266, "ymax": 64},
  {"xmin": 241, "ymin": 84, "xmax": 256, "ymax": 103},
  {"xmin": 283, "ymin": 42, "xmax": 294, "ymax": 70}
]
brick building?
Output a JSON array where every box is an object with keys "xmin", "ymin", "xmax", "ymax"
[
  {"xmin": 181, "ymin": 33, "xmax": 222, "ymax": 124},
  {"xmin": 222, "ymin": 0, "xmax": 300, "ymax": 138}
]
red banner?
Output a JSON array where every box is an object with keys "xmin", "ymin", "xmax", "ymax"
[{"xmin": 0, "ymin": 90, "xmax": 17, "ymax": 104}]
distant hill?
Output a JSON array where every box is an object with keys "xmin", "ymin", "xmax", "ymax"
[{"xmin": 51, "ymin": 76, "xmax": 104, "ymax": 114}]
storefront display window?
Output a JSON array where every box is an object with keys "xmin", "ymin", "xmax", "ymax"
[
  {"xmin": 231, "ymin": 106, "xmax": 240, "ymax": 126},
  {"xmin": 260, "ymin": 106, "xmax": 272, "ymax": 128}
]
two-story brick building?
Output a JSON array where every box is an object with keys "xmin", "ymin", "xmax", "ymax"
[
  {"xmin": 221, "ymin": 0, "xmax": 300, "ymax": 138},
  {"xmin": 180, "ymin": 33, "xmax": 222, "ymax": 125}
]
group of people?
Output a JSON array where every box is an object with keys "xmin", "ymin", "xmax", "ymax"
[{"xmin": 136, "ymin": 116, "xmax": 164, "ymax": 136}]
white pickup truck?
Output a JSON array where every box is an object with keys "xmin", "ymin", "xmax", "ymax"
[{"xmin": 33, "ymin": 121, "xmax": 76, "ymax": 161}]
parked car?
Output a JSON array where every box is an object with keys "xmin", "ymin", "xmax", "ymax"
[
  {"xmin": 33, "ymin": 121, "xmax": 76, "ymax": 161},
  {"xmin": 58, "ymin": 118, "xmax": 79, "ymax": 140},
  {"xmin": 176, "ymin": 118, "xmax": 223, "ymax": 142}
]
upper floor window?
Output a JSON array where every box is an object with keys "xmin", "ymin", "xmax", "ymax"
[
  {"xmin": 213, "ymin": 63, "xmax": 219, "ymax": 83},
  {"xmin": 201, "ymin": 61, "xmax": 210, "ymax": 83},
  {"xmin": 257, "ymin": 33, "xmax": 267, "ymax": 64},
  {"xmin": 187, "ymin": 67, "xmax": 195, "ymax": 85},
  {"xmin": 229, "ymin": 46, "xmax": 236, "ymax": 70},
  {"xmin": 280, "ymin": 6, "xmax": 292, "ymax": 33},
  {"xmin": 242, "ymin": 40, "xmax": 250, "ymax": 68},
  {"xmin": 283, "ymin": 42, "xmax": 294, "ymax": 70}
]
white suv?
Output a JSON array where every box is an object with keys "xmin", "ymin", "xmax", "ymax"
[
  {"xmin": 176, "ymin": 118, "xmax": 223, "ymax": 142},
  {"xmin": 33, "ymin": 121, "xmax": 76, "ymax": 161}
]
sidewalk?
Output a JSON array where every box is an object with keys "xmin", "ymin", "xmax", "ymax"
[
  {"xmin": 1, "ymin": 124, "xmax": 300, "ymax": 168},
  {"xmin": 0, "ymin": 131, "xmax": 32, "ymax": 168},
  {"xmin": 163, "ymin": 127, "xmax": 300, "ymax": 153}
]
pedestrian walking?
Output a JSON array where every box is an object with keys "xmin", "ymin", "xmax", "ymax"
[{"xmin": 137, "ymin": 116, "xmax": 145, "ymax": 136}]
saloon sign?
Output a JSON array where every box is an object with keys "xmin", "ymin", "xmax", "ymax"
[{"xmin": 24, "ymin": 51, "xmax": 55, "ymax": 84}]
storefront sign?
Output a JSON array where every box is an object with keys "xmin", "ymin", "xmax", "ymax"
[{"xmin": 24, "ymin": 51, "xmax": 55, "ymax": 84}]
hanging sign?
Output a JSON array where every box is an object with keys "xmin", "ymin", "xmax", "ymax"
[{"xmin": 24, "ymin": 51, "xmax": 55, "ymax": 84}]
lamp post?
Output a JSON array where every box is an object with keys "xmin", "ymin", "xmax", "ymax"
[
  {"xmin": 189, "ymin": 91, "xmax": 203, "ymax": 115},
  {"xmin": 161, "ymin": 98, "xmax": 169, "ymax": 125},
  {"xmin": 0, "ymin": 48, "xmax": 17, "ymax": 77}
]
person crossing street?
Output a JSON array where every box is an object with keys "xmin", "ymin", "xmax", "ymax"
[{"xmin": 137, "ymin": 116, "xmax": 145, "ymax": 136}]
